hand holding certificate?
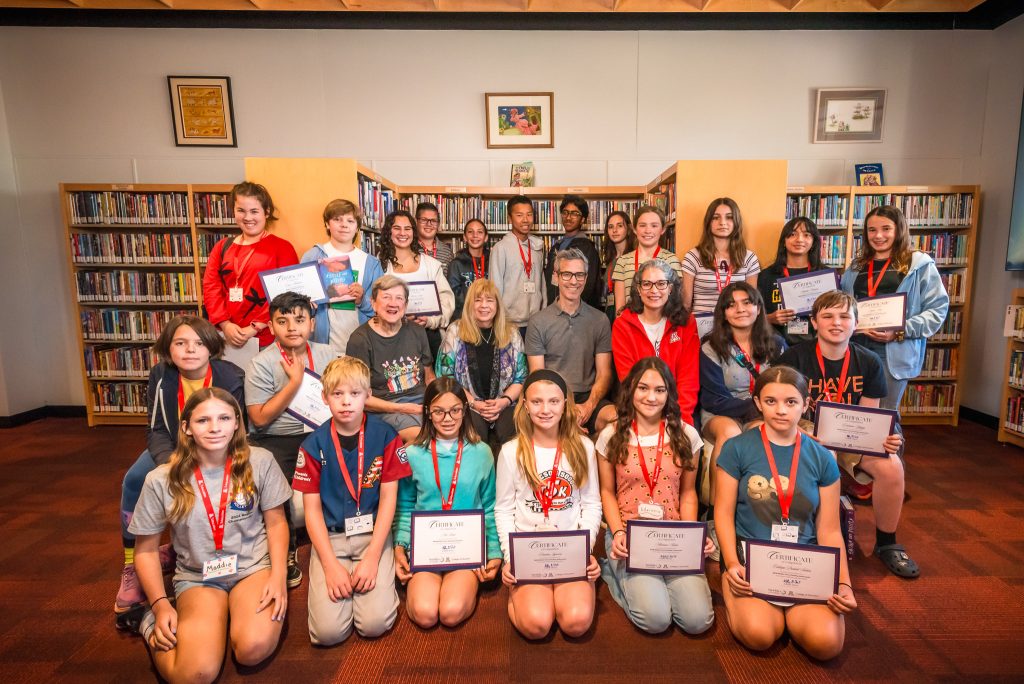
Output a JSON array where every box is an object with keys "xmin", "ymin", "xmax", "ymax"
[
  {"xmin": 284, "ymin": 369, "xmax": 332, "ymax": 430},
  {"xmin": 745, "ymin": 540, "xmax": 839, "ymax": 605},
  {"xmin": 625, "ymin": 520, "xmax": 707, "ymax": 575},
  {"xmin": 259, "ymin": 262, "xmax": 329, "ymax": 305},
  {"xmin": 813, "ymin": 401, "xmax": 898, "ymax": 457},
  {"xmin": 777, "ymin": 269, "xmax": 840, "ymax": 316},
  {"xmin": 509, "ymin": 530, "xmax": 590, "ymax": 584},
  {"xmin": 409, "ymin": 510, "xmax": 486, "ymax": 572},
  {"xmin": 694, "ymin": 313, "xmax": 714, "ymax": 340},
  {"xmin": 855, "ymin": 293, "xmax": 907, "ymax": 332},
  {"xmin": 405, "ymin": 281, "xmax": 443, "ymax": 317}
]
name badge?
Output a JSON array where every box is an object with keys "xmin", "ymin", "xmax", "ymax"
[
  {"xmin": 522, "ymin": 281, "xmax": 537, "ymax": 294},
  {"xmin": 345, "ymin": 513, "xmax": 374, "ymax": 536},
  {"xmin": 535, "ymin": 519, "xmax": 557, "ymax": 532},
  {"xmin": 637, "ymin": 502, "xmax": 665, "ymax": 520},
  {"xmin": 228, "ymin": 286, "xmax": 244, "ymax": 302},
  {"xmin": 771, "ymin": 523, "xmax": 800, "ymax": 543},
  {"xmin": 787, "ymin": 318, "xmax": 809, "ymax": 335},
  {"xmin": 203, "ymin": 553, "xmax": 238, "ymax": 580}
]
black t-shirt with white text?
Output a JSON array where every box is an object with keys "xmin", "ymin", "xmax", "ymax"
[{"xmin": 778, "ymin": 340, "xmax": 887, "ymax": 410}]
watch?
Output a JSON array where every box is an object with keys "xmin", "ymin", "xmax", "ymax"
[{"xmin": 894, "ymin": 331, "xmax": 906, "ymax": 342}]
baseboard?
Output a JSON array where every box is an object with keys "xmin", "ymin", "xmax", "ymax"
[
  {"xmin": 0, "ymin": 405, "xmax": 87, "ymax": 428},
  {"xmin": 959, "ymin": 406, "xmax": 998, "ymax": 430}
]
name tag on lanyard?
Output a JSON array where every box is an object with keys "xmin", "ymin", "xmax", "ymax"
[
  {"xmin": 203, "ymin": 553, "xmax": 239, "ymax": 580},
  {"xmin": 771, "ymin": 523, "xmax": 800, "ymax": 543},
  {"xmin": 345, "ymin": 513, "xmax": 374, "ymax": 536}
]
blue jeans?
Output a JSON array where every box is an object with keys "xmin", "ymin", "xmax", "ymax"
[
  {"xmin": 120, "ymin": 449, "xmax": 157, "ymax": 545},
  {"xmin": 860, "ymin": 338, "xmax": 909, "ymax": 413}
]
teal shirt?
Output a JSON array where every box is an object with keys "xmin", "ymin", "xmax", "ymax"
[{"xmin": 393, "ymin": 439, "xmax": 501, "ymax": 561}]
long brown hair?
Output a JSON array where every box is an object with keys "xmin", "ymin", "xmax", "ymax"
[
  {"xmin": 605, "ymin": 357, "xmax": 694, "ymax": 470},
  {"xmin": 706, "ymin": 282, "xmax": 780, "ymax": 366},
  {"xmin": 602, "ymin": 210, "xmax": 637, "ymax": 267},
  {"xmin": 167, "ymin": 387, "xmax": 255, "ymax": 523},
  {"xmin": 513, "ymin": 381, "xmax": 590, "ymax": 490},
  {"xmin": 697, "ymin": 197, "xmax": 748, "ymax": 270},
  {"xmin": 853, "ymin": 205, "xmax": 913, "ymax": 274}
]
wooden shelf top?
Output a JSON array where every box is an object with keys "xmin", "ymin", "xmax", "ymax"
[
  {"xmin": 399, "ymin": 185, "xmax": 646, "ymax": 198},
  {"xmin": 851, "ymin": 184, "xmax": 980, "ymax": 194},
  {"xmin": 61, "ymin": 183, "xmax": 189, "ymax": 193},
  {"xmin": 356, "ymin": 164, "xmax": 400, "ymax": 192}
]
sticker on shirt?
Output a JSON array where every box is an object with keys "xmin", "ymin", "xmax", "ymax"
[
  {"xmin": 525, "ymin": 469, "xmax": 576, "ymax": 515},
  {"xmin": 382, "ymin": 356, "xmax": 422, "ymax": 394},
  {"xmin": 203, "ymin": 553, "xmax": 238, "ymax": 580}
]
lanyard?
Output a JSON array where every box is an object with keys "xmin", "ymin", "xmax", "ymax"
[
  {"xmin": 422, "ymin": 241, "xmax": 437, "ymax": 258},
  {"xmin": 606, "ymin": 265, "xmax": 614, "ymax": 294},
  {"xmin": 227, "ymin": 233, "xmax": 265, "ymax": 287},
  {"xmin": 781, "ymin": 265, "xmax": 809, "ymax": 278},
  {"xmin": 633, "ymin": 420, "xmax": 665, "ymax": 502},
  {"xmin": 332, "ymin": 416, "xmax": 366, "ymax": 514},
  {"xmin": 715, "ymin": 259, "xmax": 733, "ymax": 293},
  {"xmin": 471, "ymin": 253, "xmax": 486, "ymax": 279},
  {"xmin": 277, "ymin": 342, "xmax": 314, "ymax": 369},
  {"xmin": 759, "ymin": 424, "xmax": 801, "ymax": 524},
  {"xmin": 431, "ymin": 439, "xmax": 464, "ymax": 511},
  {"xmin": 534, "ymin": 444, "xmax": 563, "ymax": 520},
  {"xmin": 816, "ymin": 343, "xmax": 851, "ymax": 404},
  {"xmin": 866, "ymin": 258, "xmax": 891, "ymax": 298},
  {"xmin": 733, "ymin": 344, "xmax": 760, "ymax": 393},
  {"xmin": 635, "ymin": 246, "xmax": 661, "ymax": 272},
  {"xmin": 517, "ymin": 238, "xmax": 533, "ymax": 278},
  {"xmin": 194, "ymin": 456, "xmax": 233, "ymax": 552},
  {"xmin": 177, "ymin": 364, "xmax": 213, "ymax": 412}
]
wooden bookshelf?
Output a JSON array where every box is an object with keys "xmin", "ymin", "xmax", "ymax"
[{"xmin": 999, "ymin": 289, "xmax": 1024, "ymax": 449}]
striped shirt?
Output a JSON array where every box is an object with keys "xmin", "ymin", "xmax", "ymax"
[
  {"xmin": 681, "ymin": 248, "xmax": 761, "ymax": 314},
  {"xmin": 611, "ymin": 249, "xmax": 684, "ymax": 306}
]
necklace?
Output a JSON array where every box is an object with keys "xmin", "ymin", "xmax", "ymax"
[{"xmin": 479, "ymin": 327, "xmax": 494, "ymax": 344}]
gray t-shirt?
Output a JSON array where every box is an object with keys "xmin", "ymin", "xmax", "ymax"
[
  {"xmin": 128, "ymin": 447, "xmax": 292, "ymax": 586},
  {"xmin": 346, "ymin": 321, "xmax": 432, "ymax": 402},
  {"xmin": 525, "ymin": 300, "xmax": 612, "ymax": 393},
  {"xmin": 245, "ymin": 341, "xmax": 339, "ymax": 436}
]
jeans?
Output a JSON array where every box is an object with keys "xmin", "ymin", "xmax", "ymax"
[{"xmin": 120, "ymin": 449, "xmax": 158, "ymax": 545}]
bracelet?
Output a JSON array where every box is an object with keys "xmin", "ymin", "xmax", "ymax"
[
  {"xmin": 612, "ymin": 529, "xmax": 626, "ymax": 537},
  {"xmin": 838, "ymin": 582, "xmax": 853, "ymax": 591},
  {"xmin": 151, "ymin": 596, "xmax": 170, "ymax": 609},
  {"xmin": 501, "ymin": 394, "xmax": 515, "ymax": 407}
]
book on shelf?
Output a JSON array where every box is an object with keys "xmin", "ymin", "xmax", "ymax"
[
  {"xmin": 853, "ymin": 193, "xmax": 973, "ymax": 227},
  {"xmin": 81, "ymin": 308, "xmax": 195, "ymax": 342},
  {"xmin": 940, "ymin": 271, "xmax": 966, "ymax": 304},
  {"xmin": 1005, "ymin": 304, "xmax": 1024, "ymax": 338},
  {"xmin": 357, "ymin": 176, "xmax": 397, "ymax": 230},
  {"xmin": 510, "ymin": 162, "xmax": 535, "ymax": 188},
  {"xmin": 92, "ymin": 382, "xmax": 147, "ymax": 414},
  {"xmin": 786, "ymin": 194, "xmax": 849, "ymax": 226},
  {"xmin": 854, "ymin": 163, "xmax": 885, "ymax": 187},
  {"xmin": 193, "ymin": 192, "xmax": 235, "ymax": 225},
  {"xmin": 932, "ymin": 310, "xmax": 962, "ymax": 342},
  {"xmin": 68, "ymin": 191, "xmax": 190, "ymax": 225},
  {"xmin": 70, "ymin": 232, "xmax": 194, "ymax": 265},
  {"xmin": 851, "ymin": 233, "xmax": 967, "ymax": 267},
  {"xmin": 916, "ymin": 347, "xmax": 958, "ymax": 379},
  {"xmin": 83, "ymin": 345, "xmax": 159, "ymax": 379},
  {"xmin": 645, "ymin": 183, "xmax": 676, "ymax": 221},
  {"xmin": 900, "ymin": 383, "xmax": 956, "ymax": 415},
  {"xmin": 820, "ymin": 234, "xmax": 847, "ymax": 266},
  {"xmin": 75, "ymin": 270, "xmax": 198, "ymax": 303},
  {"xmin": 1005, "ymin": 394, "xmax": 1024, "ymax": 434},
  {"xmin": 1009, "ymin": 349, "xmax": 1024, "ymax": 389}
]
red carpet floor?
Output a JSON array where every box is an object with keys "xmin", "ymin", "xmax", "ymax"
[{"xmin": 1, "ymin": 417, "xmax": 1023, "ymax": 682}]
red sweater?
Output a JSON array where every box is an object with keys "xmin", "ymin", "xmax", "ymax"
[
  {"xmin": 611, "ymin": 309, "xmax": 699, "ymax": 425},
  {"xmin": 202, "ymin": 233, "xmax": 298, "ymax": 347}
]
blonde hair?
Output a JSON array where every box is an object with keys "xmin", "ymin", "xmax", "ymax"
[
  {"xmin": 513, "ymin": 382, "xmax": 590, "ymax": 490},
  {"xmin": 457, "ymin": 278, "xmax": 513, "ymax": 349},
  {"xmin": 168, "ymin": 388, "xmax": 255, "ymax": 523},
  {"xmin": 321, "ymin": 356, "xmax": 371, "ymax": 395}
]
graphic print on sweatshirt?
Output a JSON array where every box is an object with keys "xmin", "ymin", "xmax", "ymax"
[{"xmin": 524, "ymin": 468, "xmax": 577, "ymax": 515}]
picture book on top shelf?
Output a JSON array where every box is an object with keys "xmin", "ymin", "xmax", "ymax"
[
  {"xmin": 510, "ymin": 162, "xmax": 535, "ymax": 188},
  {"xmin": 855, "ymin": 163, "xmax": 885, "ymax": 187}
]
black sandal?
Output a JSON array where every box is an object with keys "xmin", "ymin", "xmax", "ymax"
[{"xmin": 874, "ymin": 544, "xmax": 920, "ymax": 579}]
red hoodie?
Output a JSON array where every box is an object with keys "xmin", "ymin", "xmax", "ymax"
[{"xmin": 612, "ymin": 309, "xmax": 699, "ymax": 425}]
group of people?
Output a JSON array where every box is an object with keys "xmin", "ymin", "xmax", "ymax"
[{"xmin": 114, "ymin": 181, "xmax": 949, "ymax": 681}]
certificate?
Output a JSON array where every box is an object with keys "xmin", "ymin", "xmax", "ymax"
[
  {"xmin": 694, "ymin": 313, "xmax": 714, "ymax": 340},
  {"xmin": 509, "ymin": 530, "xmax": 590, "ymax": 584},
  {"xmin": 284, "ymin": 368, "xmax": 332, "ymax": 430},
  {"xmin": 409, "ymin": 510, "xmax": 486, "ymax": 572},
  {"xmin": 777, "ymin": 269, "xmax": 840, "ymax": 316},
  {"xmin": 405, "ymin": 280, "xmax": 443, "ymax": 317},
  {"xmin": 813, "ymin": 401, "xmax": 898, "ymax": 457},
  {"xmin": 745, "ymin": 540, "xmax": 839, "ymax": 605},
  {"xmin": 625, "ymin": 520, "xmax": 707, "ymax": 575},
  {"xmin": 259, "ymin": 262, "xmax": 329, "ymax": 305},
  {"xmin": 855, "ymin": 293, "xmax": 907, "ymax": 332}
]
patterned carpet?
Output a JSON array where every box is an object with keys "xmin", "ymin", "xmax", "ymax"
[{"xmin": 1, "ymin": 417, "xmax": 1023, "ymax": 683}]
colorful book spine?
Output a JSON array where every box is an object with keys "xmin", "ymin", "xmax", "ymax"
[
  {"xmin": 69, "ymin": 232, "xmax": 194, "ymax": 265},
  {"xmin": 1005, "ymin": 394, "xmax": 1024, "ymax": 434},
  {"xmin": 786, "ymin": 194, "xmax": 849, "ymax": 227},
  {"xmin": 193, "ymin": 192, "xmax": 235, "ymax": 225},
  {"xmin": 83, "ymin": 345, "xmax": 159, "ymax": 379},
  {"xmin": 900, "ymin": 383, "xmax": 956, "ymax": 415},
  {"xmin": 820, "ymin": 235, "xmax": 847, "ymax": 267},
  {"xmin": 80, "ymin": 308, "xmax": 195, "ymax": 342},
  {"xmin": 915, "ymin": 348, "xmax": 958, "ymax": 379},
  {"xmin": 357, "ymin": 175, "xmax": 398, "ymax": 231},
  {"xmin": 91, "ymin": 382, "xmax": 148, "ymax": 414},
  {"xmin": 852, "ymin": 193, "xmax": 973, "ymax": 226},
  {"xmin": 932, "ymin": 311, "xmax": 963, "ymax": 342},
  {"xmin": 75, "ymin": 270, "xmax": 198, "ymax": 303},
  {"xmin": 68, "ymin": 191, "xmax": 190, "ymax": 225}
]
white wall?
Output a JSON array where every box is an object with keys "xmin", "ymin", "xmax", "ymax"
[{"xmin": 0, "ymin": 24, "xmax": 1017, "ymax": 416}]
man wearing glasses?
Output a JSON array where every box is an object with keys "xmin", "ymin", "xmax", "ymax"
[
  {"xmin": 543, "ymin": 195, "xmax": 603, "ymax": 310},
  {"xmin": 415, "ymin": 202, "xmax": 455, "ymax": 271},
  {"xmin": 526, "ymin": 247, "xmax": 616, "ymax": 434}
]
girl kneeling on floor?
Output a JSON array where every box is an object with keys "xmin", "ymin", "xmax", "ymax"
[
  {"xmin": 494, "ymin": 369, "xmax": 603, "ymax": 639},
  {"xmin": 130, "ymin": 387, "xmax": 291, "ymax": 683},
  {"xmin": 714, "ymin": 365, "xmax": 856, "ymax": 661}
]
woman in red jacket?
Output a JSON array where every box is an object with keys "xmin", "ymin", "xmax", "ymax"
[
  {"xmin": 203, "ymin": 182, "xmax": 298, "ymax": 349},
  {"xmin": 612, "ymin": 258, "xmax": 699, "ymax": 425}
]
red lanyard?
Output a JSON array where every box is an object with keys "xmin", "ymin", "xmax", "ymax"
[
  {"xmin": 177, "ymin": 365, "xmax": 213, "ymax": 412},
  {"xmin": 635, "ymin": 246, "xmax": 661, "ymax": 272},
  {"xmin": 759, "ymin": 424, "xmax": 801, "ymax": 524},
  {"xmin": 422, "ymin": 241, "xmax": 437, "ymax": 258},
  {"xmin": 607, "ymin": 265, "xmax": 614, "ymax": 294},
  {"xmin": 816, "ymin": 343, "xmax": 851, "ymax": 404},
  {"xmin": 277, "ymin": 342, "xmax": 314, "ymax": 369},
  {"xmin": 715, "ymin": 260, "xmax": 733, "ymax": 292},
  {"xmin": 332, "ymin": 417, "xmax": 366, "ymax": 513},
  {"xmin": 471, "ymin": 253, "xmax": 486, "ymax": 279},
  {"xmin": 782, "ymin": 265, "xmax": 809, "ymax": 278},
  {"xmin": 734, "ymin": 344, "xmax": 760, "ymax": 393},
  {"xmin": 517, "ymin": 238, "xmax": 533, "ymax": 278},
  {"xmin": 431, "ymin": 439, "xmax": 464, "ymax": 511},
  {"xmin": 866, "ymin": 258, "xmax": 891, "ymax": 298},
  {"xmin": 227, "ymin": 233, "xmax": 265, "ymax": 287},
  {"xmin": 534, "ymin": 444, "xmax": 563, "ymax": 520},
  {"xmin": 633, "ymin": 420, "xmax": 665, "ymax": 502},
  {"xmin": 194, "ymin": 456, "xmax": 233, "ymax": 551}
]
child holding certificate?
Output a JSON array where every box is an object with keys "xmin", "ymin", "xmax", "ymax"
[
  {"xmin": 681, "ymin": 198, "xmax": 761, "ymax": 314},
  {"xmin": 292, "ymin": 357, "xmax": 411, "ymax": 645},
  {"xmin": 494, "ymin": 369, "xmax": 603, "ymax": 639},
  {"xmin": 130, "ymin": 388, "xmax": 291, "ymax": 681},
  {"xmin": 596, "ymin": 358, "xmax": 714, "ymax": 635},
  {"xmin": 715, "ymin": 366, "xmax": 857, "ymax": 661},
  {"xmin": 392, "ymin": 377, "xmax": 503, "ymax": 628},
  {"xmin": 757, "ymin": 217, "xmax": 823, "ymax": 345}
]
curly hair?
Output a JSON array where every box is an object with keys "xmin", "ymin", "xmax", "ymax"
[
  {"xmin": 625, "ymin": 258, "xmax": 691, "ymax": 328},
  {"xmin": 378, "ymin": 210, "xmax": 423, "ymax": 269}
]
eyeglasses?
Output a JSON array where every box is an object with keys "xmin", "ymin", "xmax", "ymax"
[
  {"xmin": 418, "ymin": 218, "xmax": 439, "ymax": 226},
  {"xmin": 639, "ymin": 280, "xmax": 671, "ymax": 292},
  {"xmin": 429, "ymin": 406, "xmax": 464, "ymax": 420},
  {"xmin": 558, "ymin": 271, "xmax": 588, "ymax": 282},
  {"xmin": 560, "ymin": 210, "xmax": 583, "ymax": 218}
]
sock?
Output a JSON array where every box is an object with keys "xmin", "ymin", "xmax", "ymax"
[
  {"xmin": 124, "ymin": 546, "xmax": 134, "ymax": 566},
  {"xmin": 876, "ymin": 529, "xmax": 897, "ymax": 548}
]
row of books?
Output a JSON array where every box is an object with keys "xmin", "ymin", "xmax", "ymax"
[
  {"xmin": 645, "ymin": 183, "xmax": 676, "ymax": 218},
  {"xmin": 850, "ymin": 234, "xmax": 968, "ymax": 266},
  {"xmin": 395, "ymin": 195, "xmax": 642, "ymax": 233},
  {"xmin": 194, "ymin": 192, "xmax": 235, "ymax": 226},
  {"xmin": 197, "ymin": 231, "xmax": 237, "ymax": 263},
  {"xmin": 357, "ymin": 176, "xmax": 398, "ymax": 230},
  {"xmin": 80, "ymin": 308, "xmax": 195, "ymax": 342},
  {"xmin": 68, "ymin": 191, "xmax": 190, "ymax": 226},
  {"xmin": 932, "ymin": 310, "xmax": 963, "ymax": 342},
  {"xmin": 900, "ymin": 383, "xmax": 956, "ymax": 415},
  {"xmin": 785, "ymin": 195, "xmax": 849, "ymax": 226},
  {"xmin": 92, "ymin": 381, "xmax": 147, "ymax": 414},
  {"xmin": 940, "ymin": 271, "xmax": 967, "ymax": 304},
  {"xmin": 852, "ymin": 193, "xmax": 974, "ymax": 226},
  {"xmin": 915, "ymin": 348, "xmax": 958, "ymax": 379},
  {"xmin": 1004, "ymin": 394, "xmax": 1024, "ymax": 435},
  {"xmin": 70, "ymin": 232, "xmax": 194, "ymax": 265},
  {"xmin": 820, "ymin": 235, "xmax": 847, "ymax": 266},
  {"xmin": 84, "ymin": 345, "xmax": 159, "ymax": 379},
  {"xmin": 1008, "ymin": 350, "xmax": 1024, "ymax": 389},
  {"xmin": 75, "ymin": 271, "xmax": 198, "ymax": 303}
]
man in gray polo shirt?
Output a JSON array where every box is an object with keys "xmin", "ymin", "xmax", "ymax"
[{"xmin": 525, "ymin": 247, "xmax": 617, "ymax": 434}]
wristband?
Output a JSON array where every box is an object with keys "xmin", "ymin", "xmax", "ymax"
[
  {"xmin": 838, "ymin": 582, "xmax": 853, "ymax": 591},
  {"xmin": 612, "ymin": 529, "xmax": 626, "ymax": 537},
  {"xmin": 151, "ymin": 596, "xmax": 170, "ymax": 609},
  {"xmin": 501, "ymin": 394, "xmax": 515, "ymax": 407}
]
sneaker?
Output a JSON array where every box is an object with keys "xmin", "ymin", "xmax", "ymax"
[
  {"xmin": 287, "ymin": 550, "xmax": 303, "ymax": 589},
  {"xmin": 707, "ymin": 520, "xmax": 721, "ymax": 563},
  {"xmin": 114, "ymin": 564, "xmax": 145, "ymax": 613},
  {"xmin": 158, "ymin": 544, "xmax": 177, "ymax": 575}
]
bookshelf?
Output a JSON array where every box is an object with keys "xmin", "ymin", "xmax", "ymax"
[{"xmin": 999, "ymin": 289, "xmax": 1024, "ymax": 449}]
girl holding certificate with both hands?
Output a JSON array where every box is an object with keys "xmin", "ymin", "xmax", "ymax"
[
  {"xmin": 494, "ymin": 370, "xmax": 603, "ymax": 639},
  {"xmin": 392, "ymin": 378, "xmax": 503, "ymax": 629},
  {"xmin": 715, "ymin": 366, "xmax": 856, "ymax": 661},
  {"xmin": 596, "ymin": 358, "xmax": 714, "ymax": 635}
]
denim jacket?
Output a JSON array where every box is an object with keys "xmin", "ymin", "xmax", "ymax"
[
  {"xmin": 840, "ymin": 251, "xmax": 949, "ymax": 380},
  {"xmin": 299, "ymin": 244, "xmax": 382, "ymax": 346}
]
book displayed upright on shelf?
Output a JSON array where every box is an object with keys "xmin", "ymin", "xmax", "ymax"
[
  {"xmin": 854, "ymin": 163, "xmax": 885, "ymax": 187},
  {"xmin": 510, "ymin": 162, "xmax": 535, "ymax": 187}
]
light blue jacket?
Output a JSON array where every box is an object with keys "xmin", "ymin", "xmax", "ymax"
[
  {"xmin": 300, "ymin": 244, "xmax": 382, "ymax": 346},
  {"xmin": 840, "ymin": 251, "xmax": 949, "ymax": 380}
]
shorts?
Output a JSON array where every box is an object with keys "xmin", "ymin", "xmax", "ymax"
[
  {"xmin": 173, "ymin": 564, "xmax": 269, "ymax": 596},
  {"xmin": 376, "ymin": 393, "xmax": 424, "ymax": 433}
]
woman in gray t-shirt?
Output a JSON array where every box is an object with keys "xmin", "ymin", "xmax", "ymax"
[{"xmin": 129, "ymin": 388, "xmax": 292, "ymax": 680}]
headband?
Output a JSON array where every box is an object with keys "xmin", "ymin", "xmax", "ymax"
[{"xmin": 521, "ymin": 369, "xmax": 568, "ymax": 398}]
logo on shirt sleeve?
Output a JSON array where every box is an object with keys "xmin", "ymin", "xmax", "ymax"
[
  {"xmin": 296, "ymin": 450, "xmax": 306, "ymax": 469},
  {"xmin": 396, "ymin": 446, "xmax": 409, "ymax": 465}
]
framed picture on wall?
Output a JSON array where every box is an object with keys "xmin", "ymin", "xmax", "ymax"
[
  {"xmin": 1007, "ymin": 89, "xmax": 1024, "ymax": 270},
  {"xmin": 167, "ymin": 76, "xmax": 237, "ymax": 147},
  {"xmin": 813, "ymin": 88, "xmax": 886, "ymax": 144},
  {"xmin": 485, "ymin": 92, "xmax": 554, "ymax": 149}
]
